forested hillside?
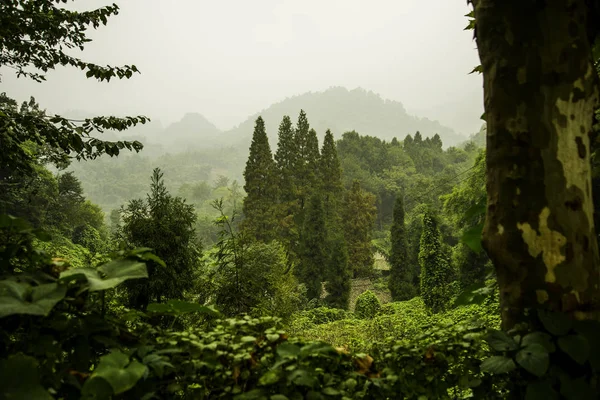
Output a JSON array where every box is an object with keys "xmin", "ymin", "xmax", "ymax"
[{"xmin": 2, "ymin": 1, "xmax": 600, "ymax": 400}]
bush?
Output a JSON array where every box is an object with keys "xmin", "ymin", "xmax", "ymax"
[{"xmin": 355, "ymin": 290, "xmax": 381, "ymax": 319}]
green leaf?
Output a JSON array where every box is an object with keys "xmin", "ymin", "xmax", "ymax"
[
  {"xmin": 522, "ymin": 332, "xmax": 556, "ymax": 353},
  {"xmin": 277, "ymin": 343, "xmax": 301, "ymax": 358},
  {"xmin": 486, "ymin": 330, "xmax": 519, "ymax": 351},
  {"xmin": 454, "ymin": 282, "xmax": 490, "ymax": 306},
  {"xmin": 538, "ymin": 310, "xmax": 572, "ymax": 336},
  {"xmin": 480, "ymin": 356, "xmax": 516, "ymax": 374},
  {"xmin": 516, "ymin": 344, "xmax": 549, "ymax": 377},
  {"xmin": 0, "ymin": 281, "xmax": 67, "ymax": 318},
  {"xmin": 461, "ymin": 223, "xmax": 483, "ymax": 253},
  {"xmin": 84, "ymin": 350, "xmax": 147, "ymax": 395},
  {"xmin": 469, "ymin": 65, "xmax": 483, "ymax": 74},
  {"xmin": 322, "ymin": 387, "xmax": 341, "ymax": 396},
  {"xmin": 288, "ymin": 369, "xmax": 318, "ymax": 388},
  {"xmin": 259, "ymin": 370, "xmax": 280, "ymax": 386},
  {"xmin": 526, "ymin": 380, "xmax": 559, "ymax": 400},
  {"xmin": 271, "ymin": 395, "xmax": 289, "ymax": 400},
  {"xmin": 558, "ymin": 334, "xmax": 590, "ymax": 365},
  {"xmin": 60, "ymin": 259, "xmax": 148, "ymax": 291},
  {"xmin": 0, "ymin": 354, "xmax": 53, "ymax": 400},
  {"xmin": 300, "ymin": 342, "xmax": 337, "ymax": 357}
]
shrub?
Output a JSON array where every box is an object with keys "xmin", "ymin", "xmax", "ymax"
[{"xmin": 355, "ymin": 290, "xmax": 381, "ymax": 319}]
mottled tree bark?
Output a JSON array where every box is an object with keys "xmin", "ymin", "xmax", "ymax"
[{"xmin": 473, "ymin": 0, "xmax": 600, "ymax": 329}]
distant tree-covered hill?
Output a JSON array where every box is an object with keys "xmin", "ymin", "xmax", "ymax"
[{"xmin": 221, "ymin": 87, "xmax": 466, "ymax": 149}]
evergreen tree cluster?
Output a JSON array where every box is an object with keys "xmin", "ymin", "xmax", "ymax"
[{"xmin": 242, "ymin": 111, "xmax": 377, "ymax": 308}]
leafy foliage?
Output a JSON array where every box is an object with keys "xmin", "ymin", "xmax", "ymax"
[
  {"xmin": 297, "ymin": 195, "xmax": 328, "ymax": 301},
  {"xmin": 120, "ymin": 168, "xmax": 200, "ymax": 310},
  {"xmin": 354, "ymin": 290, "xmax": 381, "ymax": 319},
  {"xmin": 324, "ymin": 237, "xmax": 352, "ymax": 309},
  {"xmin": 343, "ymin": 181, "xmax": 377, "ymax": 277},
  {"xmin": 419, "ymin": 212, "xmax": 457, "ymax": 312}
]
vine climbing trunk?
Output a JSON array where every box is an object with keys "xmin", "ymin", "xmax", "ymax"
[{"xmin": 473, "ymin": 0, "xmax": 600, "ymax": 330}]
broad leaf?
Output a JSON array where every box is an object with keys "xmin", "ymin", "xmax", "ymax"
[
  {"xmin": 522, "ymin": 332, "xmax": 555, "ymax": 353},
  {"xmin": 480, "ymin": 356, "xmax": 516, "ymax": 374},
  {"xmin": 0, "ymin": 281, "xmax": 66, "ymax": 318},
  {"xmin": 538, "ymin": 310, "xmax": 572, "ymax": 336},
  {"xmin": 486, "ymin": 330, "xmax": 519, "ymax": 352},
  {"xmin": 454, "ymin": 282, "xmax": 492, "ymax": 306},
  {"xmin": 461, "ymin": 223, "xmax": 483, "ymax": 253},
  {"xmin": 558, "ymin": 335, "xmax": 590, "ymax": 365},
  {"xmin": 277, "ymin": 343, "xmax": 301, "ymax": 358},
  {"xmin": 516, "ymin": 344, "xmax": 549, "ymax": 377},
  {"xmin": 0, "ymin": 354, "xmax": 53, "ymax": 400},
  {"xmin": 60, "ymin": 259, "xmax": 148, "ymax": 291},
  {"xmin": 84, "ymin": 350, "xmax": 147, "ymax": 395}
]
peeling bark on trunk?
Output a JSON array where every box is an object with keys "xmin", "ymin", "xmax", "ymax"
[{"xmin": 474, "ymin": 0, "xmax": 600, "ymax": 330}]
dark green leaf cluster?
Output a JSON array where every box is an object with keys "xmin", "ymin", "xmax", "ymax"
[
  {"xmin": 0, "ymin": 2, "xmax": 139, "ymax": 82},
  {"xmin": 480, "ymin": 310, "xmax": 600, "ymax": 399},
  {"xmin": 388, "ymin": 195, "xmax": 417, "ymax": 301}
]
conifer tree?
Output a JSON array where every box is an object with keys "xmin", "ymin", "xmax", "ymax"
[
  {"xmin": 413, "ymin": 131, "xmax": 423, "ymax": 145},
  {"xmin": 389, "ymin": 195, "xmax": 417, "ymax": 301},
  {"xmin": 121, "ymin": 168, "xmax": 200, "ymax": 310},
  {"xmin": 305, "ymin": 128, "xmax": 320, "ymax": 194},
  {"xmin": 297, "ymin": 194, "xmax": 327, "ymax": 300},
  {"xmin": 320, "ymin": 129, "xmax": 343, "ymax": 224},
  {"xmin": 343, "ymin": 180, "xmax": 377, "ymax": 277},
  {"xmin": 418, "ymin": 212, "xmax": 456, "ymax": 313},
  {"xmin": 242, "ymin": 116, "xmax": 278, "ymax": 242},
  {"xmin": 292, "ymin": 110, "xmax": 311, "ymax": 210},
  {"xmin": 324, "ymin": 236, "xmax": 351, "ymax": 309},
  {"xmin": 274, "ymin": 115, "xmax": 297, "ymax": 203}
]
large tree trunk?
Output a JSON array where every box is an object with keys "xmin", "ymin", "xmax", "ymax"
[{"xmin": 474, "ymin": 0, "xmax": 600, "ymax": 330}]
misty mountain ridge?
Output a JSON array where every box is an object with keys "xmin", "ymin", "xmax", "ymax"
[
  {"xmin": 223, "ymin": 87, "xmax": 466, "ymax": 149},
  {"xmin": 68, "ymin": 87, "xmax": 467, "ymax": 154}
]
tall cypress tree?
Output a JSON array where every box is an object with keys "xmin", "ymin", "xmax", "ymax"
[
  {"xmin": 242, "ymin": 116, "xmax": 278, "ymax": 242},
  {"xmin": 419, "ymin": 212, "xmax": 455, "ymax": 312},
  {"xmin": 298, "ymin": 194, "xmax": 327, "ymax": 300},
  {"xmin": 343, "ymin": 180, "xmax": 377, "ymax": 277},
  {"xmin": 324, "ymin": 235, "xmax": 351, "ymax": 309},
  {"xmin": 293, "ymin": 110, "xmax": 311, "ymax": 210},
  {"xmin": 274, "ymin": 115, "xmax": 297, "ymax": 203},
  {"xmin": 320, "ymin": 129, "xmax": 343, "ymax": 225},
  {"xmin": 274, "ymin": 115, "xmax": 299, "ymax": 252},
  {"xmin": 305, "ymin": 128, "xmax": 320, "ymax": 192},
  {"xmin": 388, "ymin": 195, "xmax": 417, "ymax": 301}
]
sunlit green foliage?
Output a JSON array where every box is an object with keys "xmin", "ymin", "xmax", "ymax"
[{"xmin": 354, "ymin": 290, "xmax": 382, "ymax": 319}]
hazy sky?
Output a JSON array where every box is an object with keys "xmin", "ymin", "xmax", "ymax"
[{"xmin": 2, "ymin": 0, "xmax": 483, "ymax": 135}]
